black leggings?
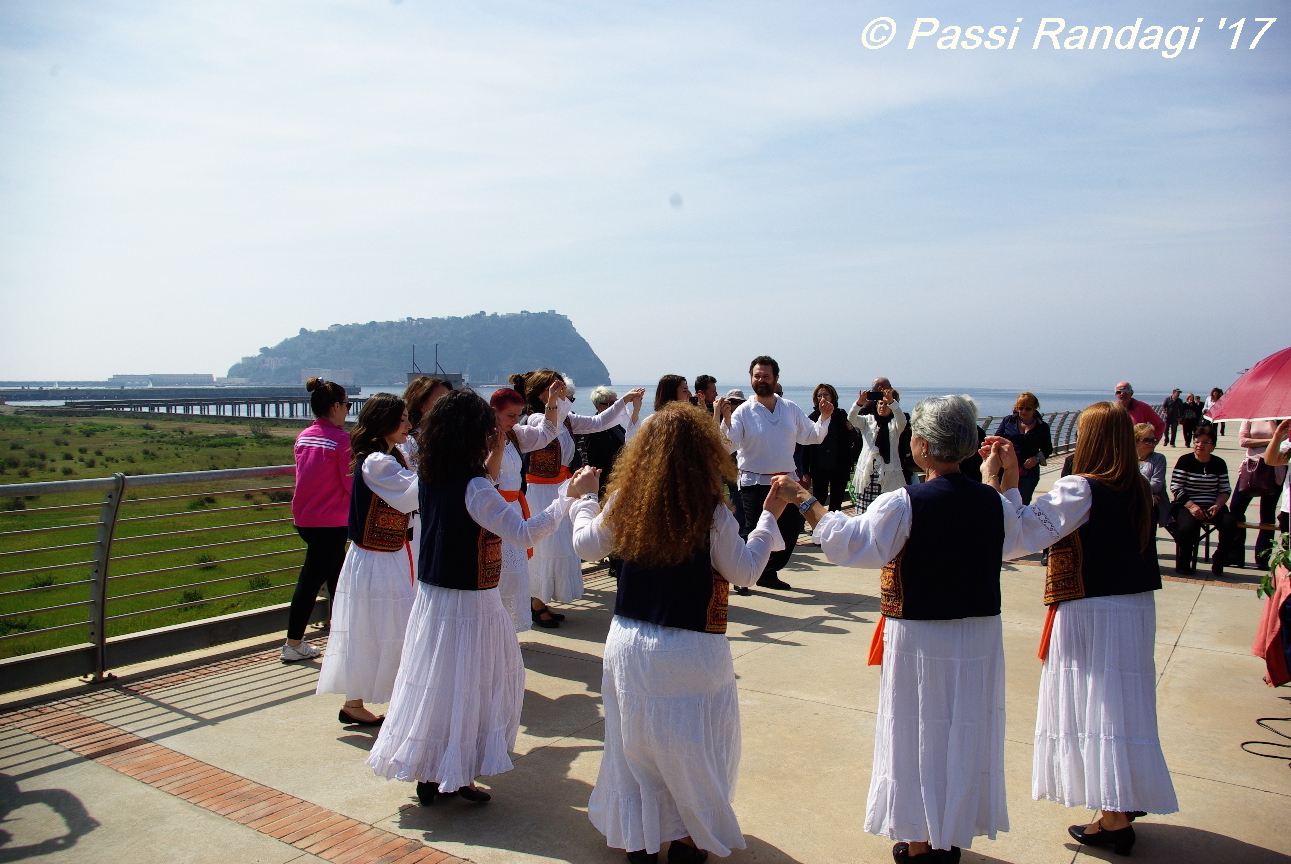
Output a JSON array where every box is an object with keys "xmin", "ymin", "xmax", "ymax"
[
  {"xmin": 1172, "ymin": 504, "xmax": 1238, "ymax": 574},
  {"xmin": 740, "ymin": 485, "xmax": 805, "ymax": 577},
  {"xmin": 287, "ymin": 526, "xmax": 348, "ymax": 640},
  {"xmin": 1231, "ymin": 489, "xmax": 1279, "ymax": 567}
]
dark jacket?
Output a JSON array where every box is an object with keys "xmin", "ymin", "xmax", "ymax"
[
  {"xmin": 803, "ymin": 409, "xmax": 856, "ymax": 478},
  {"xmin": 994, "ymin": 414, "xmax": 1054, "ymax": 469}
]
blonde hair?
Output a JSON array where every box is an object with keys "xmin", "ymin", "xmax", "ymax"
[
  {"xmin": 1071, "ymin": 403, "xmax": 1153, "ymax": 550},
  {"xmin": 1132, "ymin": 422, "xmax": 1156, "ymax": 440},
  {"xmin": 602, "ymin": 403, "xmax": 735, "ymax": 567}
]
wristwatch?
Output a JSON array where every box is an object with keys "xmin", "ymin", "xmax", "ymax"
[
  {"xmin": 580, "ymin": 492, "xmax": 599, "ymax": 502},
  {"xmin": 797, "ymin": 496, "xmax": 818, "ymax": 514}
]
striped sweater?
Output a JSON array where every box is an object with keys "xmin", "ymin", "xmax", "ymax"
[{"xmin": 1169, "ymin": 453, "xmax": 1231, "ymax": 508}]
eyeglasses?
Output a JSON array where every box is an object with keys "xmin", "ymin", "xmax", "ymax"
[
  {"xmin": 1136, "ymin": 438, "xmax": 1156, "ymax": 444},
  {"xmin": 1195, "ymin": 440, "xmax": 1215, "ymax": 447},
  {"xmin": 1114, "ymin": 389, "xmax": 1130, "ymax": 395}
]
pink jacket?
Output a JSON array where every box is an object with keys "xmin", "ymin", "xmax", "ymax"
[
  {"xmin": 1126, "ymin": 399, "xmax": 1165, "ymax": 440},
  {"xmin": 292, "ymin": 419, "xmax": 352, "ymax": 528}
]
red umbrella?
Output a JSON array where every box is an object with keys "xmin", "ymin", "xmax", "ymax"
[{"xmin": 1205, "ymin": 346, "xmax": 1291, "ymax": 423}]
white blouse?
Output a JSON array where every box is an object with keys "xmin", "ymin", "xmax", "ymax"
[
  {"xmin": 526, "ymin": 396, "xmax": 633, "ymax": 466},
  {"xmin": 498, "ymin": 418, "xmax": 558, "ymax": 493},
  {"xmin": 810, "ymin": 475, "xmax": 1095, "ymax": 569},
  {"xmin": 361, "ymin": 452, "xmax": 420, "ymax": 513},
  {"xmin": 464, "ymin": 476, "xmax": 574, "ymax": 548},
  {"xmin": 570, "ymin": 499, "xmax": 786, "ymax": 588}
]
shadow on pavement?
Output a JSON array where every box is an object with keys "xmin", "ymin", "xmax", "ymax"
[
  {"xmin": 1056, "ymin": 822, "xmax": 1291, "ymax": 863},
  {"xmin": 0, "ymin": 773, "xmax": 99, "ymax": 862}
]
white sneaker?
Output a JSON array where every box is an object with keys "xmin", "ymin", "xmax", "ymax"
[{"xmin": 281, "ymin": 641, "xmax": 321, "ymax": 662}]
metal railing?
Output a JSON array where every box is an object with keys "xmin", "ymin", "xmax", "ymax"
[{"xmin": 0, "ymin": 465, "xmax": 323, "ymax": 693}]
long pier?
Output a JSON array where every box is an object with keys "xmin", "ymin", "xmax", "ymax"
[{"xmin": 59, "ymin": 395, "xmax": 371, "ymax": 418}]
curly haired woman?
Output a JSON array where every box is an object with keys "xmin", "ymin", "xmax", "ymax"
[{"xmin": 572, "ymin": 403, "xmax": 787, "ymax": 864}]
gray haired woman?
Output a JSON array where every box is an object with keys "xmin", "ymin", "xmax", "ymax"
[{"xmin": 773, "ymin": 396, "xmax": 1042, "ymax": 863}]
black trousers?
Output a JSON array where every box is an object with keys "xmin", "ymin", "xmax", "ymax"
[
  {"xmin": 1172, "ymin": 504, "xmax": 1238, "ymax": 574},
  {"xmin": 1165, "ymin": 419, "xmax": 1179, "ymax": 447},
  {"xmin": 1231, "ymin": 489, "xmax": 1279, "ymax": 568},
  {"xmin": 810, "ymin": 468, "xmax": 851, "ymax": 511},
  {"xmin": 1182, "ymin": 421, "xmax": 1199, "ymax": 447},
  {"xmin": 287, "ymin": 526, "xmax": 348, "ymax": 640},
  {"xmin": 740, "ymin": 485, "xmax": 804, "ymax": 577}
]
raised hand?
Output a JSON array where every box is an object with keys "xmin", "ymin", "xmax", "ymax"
[
  {"xmin": 544, "ymin": 378, "xmax": 567, "ymax": 406},
  {"xmin": 566, "ymin": 466, "xmax": 602, "ymax": 498},
  {"xmin": 624, "ymin": 388, "xmax": 646, "ymax": 406},
  {"xmin": 771, "ymin": 475, "xmax": 805, "ymax": 503},
  {"xmin": 819, "ymin": 398, "xmax": 835, "ymax": 419}
]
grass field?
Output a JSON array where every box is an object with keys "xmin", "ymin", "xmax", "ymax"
[{"xmin": 0, "ymin": 409, "xmax": 316, "ymax": 660}]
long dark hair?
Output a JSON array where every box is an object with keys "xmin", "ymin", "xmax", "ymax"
[
  {"xmin": 402, "ymin": 376, "xmax": 453, "ymax": 428},
  {"xmin": 349, "ymin": 393, "xmax": 406, "ymax": 470},
  {"xmin": 654, "ymin": 375, "xmax": 687, "ymax": 412},
  {"xmin": 305, "ymin": 377, "xmax": 347, "ymax": 418},
  {"xmin": 416, "ymin": 389, "xmax": 495, "ymax": 484}
]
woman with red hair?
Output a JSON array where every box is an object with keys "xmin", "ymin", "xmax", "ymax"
[{"xmin": 489, "ymin": 382, "xmax": 562, "ymax": 630}]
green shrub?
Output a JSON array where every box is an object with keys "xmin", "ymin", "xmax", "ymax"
[
  {"xmin": 0, "ymin": 617, "xmax": 33, "ymax": 636},
  {"xmin": 195, "ymin": 553, "xmax": 218, "ymax": 570},
  {"xmin": 247, "ymin": 575, "xmax": 272, "ymax": 591},
  {"xmin": 26, "ymin": 574, "xmax": 54, "ymax": 589},
  {"xmin": 179, "ymin": 589, "xmax": 205, "ymax": 606},
  {"xmin": 61, "ymin": 466, "xmax": 75, "ymax": 476},
  {"xmin": 52, "ymin": 438, "xmax": 69, "ymax": 446},
  {"xmin": 266, "ymin": 490, "xmax": 293, "ymax": 503},
  {"xmin": 62, "ymin": 452, "xmax": 73, "ymax": 460},
  {"xmin": 78, "ymin": 446, "xmax": 89, "ymax": 454}
]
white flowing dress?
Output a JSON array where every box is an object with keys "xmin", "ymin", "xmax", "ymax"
[
  {"xmin": 572, "ymin": 500, "xmax": 784, "ymax": 856},
  {"xmin": 366, "ymin": 477, "xmax": 573, "ymax": 791},
  {"xmin": 316, "ymin": 452, "xmax": 419, "ymax": 704},
  {"xmin": 813, "ymin": 486, "xmax": 1047, "ymax": 851},
  {"xmin": 527, "ymin": 396, "xmax": 633, "ymax": 604},
  {"xmin": 1001, "ymin": 476, "xmax": 1179, "ymax": 815},
  {"xmin": 496, "ymin": 418, "xmax": 558, "ymax": 632}
]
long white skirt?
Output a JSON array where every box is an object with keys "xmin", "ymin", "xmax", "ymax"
[
  {"xmin": 1033, "ymin": 592, "xmax": 1178, "ymax": 814},
  {"xmin": 527, "ymin": 481, "xmax": 584, "ymax": 604},
  {"xmin": 499, "ymin": 499, "xmax": 532, "ymax": 634},
  {"xmin": 315, "ymin": 543, "xmax": 417, "ymax": 703},
  {"xmin": 366, "ymin": 582, "xmax": 524, "ymax": 790},
  {"xmin": 590, "ymin": 617, "xmax": 745, "ymax": 857},
  {"xmin": 866, "ymin": 615, "xmax": 1008, "ymax": 852}
]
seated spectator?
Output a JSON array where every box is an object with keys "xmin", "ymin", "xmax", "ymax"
[
  {"xmin": 994, "ymin": 392, "xmax": 1053, "ymax": 504},
  {"xmin": 1134, "ymin": 422, "xmax": 1169, "ymax": 528},
  {"xmin": 1170, "ymin": 425, "xmax": 1237, "ymax": 575}
]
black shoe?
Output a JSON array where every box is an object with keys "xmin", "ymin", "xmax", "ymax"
[
  {"xmin": 627, "ymin": 852, "xmax": 658, "ymax": 864},
  {"xmin": 416, "ymin": 781, "xmax": 439, "ymax": 806},
  {"xmin": 1127, "ymin": 811, "xmax": 1147, "ymax": 821},
  {"xmin": 733, "ymin": 586, "xmax": 751, "ymax": 596},
  {"xmin": 756, "ymin": 576, "xmax": 793, "ymax": 590},
  {"xmin": 456, "ymin": 785, "xmax": 491, "ymax": 803},
  {"xmin": 338, "ymin": 708, "xmax": 383, "ymax": 726},
  {"xmin": 668, "ymin": 842, "xmax": 708, "ymax": 864},
  {"xmin": 940, "ymin": 849, "xmax": 961, "ymax": 863},
  {"xmin": 531, "ymin": 607, "xmax": 561, "ymax": 628},
  {"xmin": 891, "ymin": 842, "xmax": 938, "ymax": 863},
  {"xmin": 1068, "ymin": 823, "xmax": 1135, "ymax": 856}
]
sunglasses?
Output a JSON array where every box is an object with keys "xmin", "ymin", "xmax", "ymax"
[
  {"xmin": 1115, "ymin": 389, "xmax": 1131, "ymax": 395},
  {"xmin": 1137, "ymin": 438, "xmax": 1156, "ymax": 444}
]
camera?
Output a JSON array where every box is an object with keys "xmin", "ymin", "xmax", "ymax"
[{"xmin": 865, "ymin": 389, "xmax": 885, "ymax": 402}]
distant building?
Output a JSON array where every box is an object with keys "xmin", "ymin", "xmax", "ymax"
[
  {"xmin": 149, "ymin": 374, "xmax": 216, "ymax": 387},
  {"xmin": 301, "ymin": 368, "xmax": 356, "ymax": 386},
  {"xmin": 216, "ymin": 377, "xmax": 251, "ymax": 386},
  {"xmin": 108, "ymin": 374, "xmax": 153, "ymax": 387}
]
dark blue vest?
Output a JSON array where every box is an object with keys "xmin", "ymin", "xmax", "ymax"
[
  {"xmin": 880, "ymin": 473, "xmax": 1004, "ymax": 620},
  {"xmin": 1045, "ymin": 478, "xmax": 1161, "ymax": 604},
  {"xmin": 417, "ymin": 475, "xmax": 502, "ymax": 591},
  {"xmin": 615, "ymin": 544, "xmax": 729, "ymax": 634},
  {"xmin": 348, "ymin": 451, "xmax": 413, "ymax": 552}
]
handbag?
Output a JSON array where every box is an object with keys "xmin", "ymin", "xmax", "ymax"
[{"xmin": 1237, "ymin": 457, "xmax": 1284, "ymax": 496}]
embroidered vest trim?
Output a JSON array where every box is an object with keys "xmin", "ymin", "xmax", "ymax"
[
  {"xmin": 880, "ymin": 548, "xmax": 906, "ymax": 618},
  {"xmin": 1044, "ymin": 531, "xmax": 1086, "ymax": 605}
]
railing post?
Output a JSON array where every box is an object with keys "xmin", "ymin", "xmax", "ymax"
[{"xmin": 87, "ymin": 472, "xmax": 126, "ymax": 681}]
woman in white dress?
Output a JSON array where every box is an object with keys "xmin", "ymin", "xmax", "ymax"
[
  {"xmin": 316, "ymin": 393, "xmax": 418, "ymax": 725},
  {"xmin": 982, "ymin": 401, "xmax": 1177, "ymax": 857},
  {"xmin": 510, "ymin": 369, "xmax": 645, "ymax": 618},
  {"xmin": 488, "ymin": 383, "xmax": 562, "ymax": 631},
  {"xmin": 775, "ymin": 396, "xmax": 1037, "ymax": 863},
  {"xmin": 367, "ymin": 389, "xmax": 599, "ymax": 805},
  {"xmin": 847, "ymin": 388, "xmax": 907, "ymax": 512},
  {"xmin": 571, "ymin": 402, "xmax": 786, "ymax": 864}
]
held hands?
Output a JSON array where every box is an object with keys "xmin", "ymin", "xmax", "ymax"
[
  {"xmin": 624, "ymin": 388, "xmax": 646, "ymax": 407},
  {"xmin": 979, "ymin": 436, "xmax": 1020, "ymax": 491},
  {"xmin": 771, "ymin": 475, "xmax": 806, "ymax": 503},
  {"xmin": 762, "ymin": 485, "xmax": 788, "ymax": 518},
  {"xmin": 566, "ymin": 466, "xmax": 601, "ymax": 498}
]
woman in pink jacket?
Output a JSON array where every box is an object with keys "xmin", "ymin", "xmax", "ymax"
[{"xmin": 282, "ymin": 378, "xmax": 353, "ymax": 661}]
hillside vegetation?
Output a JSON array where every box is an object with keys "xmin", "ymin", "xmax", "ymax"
[{"xmin": 227, "ymin": 310, "xmax": 612, "ymax": 386}]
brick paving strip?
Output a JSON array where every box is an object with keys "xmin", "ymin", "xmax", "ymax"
[{"xmin": 0, "ymin": 645, "xmax": 467, "ymax": 864}]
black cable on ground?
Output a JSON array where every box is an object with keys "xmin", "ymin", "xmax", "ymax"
[{"xmin": 1240, "ymin": 717, "xmax": 1291, "ymax": 765}]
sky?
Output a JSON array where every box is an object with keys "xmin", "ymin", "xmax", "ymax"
[{"xmin": 0, "ymin": 1, "xmax": 1287, "ymax": 391}]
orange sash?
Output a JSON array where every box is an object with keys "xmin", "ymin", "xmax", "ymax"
[
  {"xmin": 1038, "ymin": 603, "xmax": 1059, "ymax": 662},
  {"xmin": 868, "ymin": 615, "xmax": 886, "ymax": 665},
  {"xmin": 498, "ymin": 489, "xmax": 534, "ymax": 558},
  {"xmin": 525, "ymin": 465, "xmax": 572, "ymax": 485},
  {"xmin": 404, "ymin": 540, "xmax": 415, "ymax": 586}
]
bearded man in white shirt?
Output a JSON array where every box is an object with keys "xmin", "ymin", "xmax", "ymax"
[{"xmin": 722, "ymin": 355, "xmax": 832, "ymax": 594}]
